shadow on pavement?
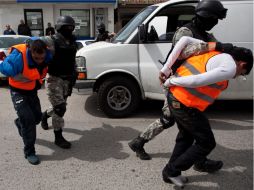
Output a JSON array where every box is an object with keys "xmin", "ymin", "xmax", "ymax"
[
  {"xmin": 36, "ymin": 119, "xmax": 253, "ymax": 189},
  {"xmin": 37, "ymin": 123, "xmax": 140, "ymax": 162}
]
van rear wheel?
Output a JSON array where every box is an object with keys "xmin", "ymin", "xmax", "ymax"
[{"xmin": 97, "ymin": 76, "xmax": 141, "ymax": 118}]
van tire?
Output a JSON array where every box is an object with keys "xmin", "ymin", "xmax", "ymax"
[{"xmin": 97, "ymin": 76, "xmax": 141, "ymax": 118}]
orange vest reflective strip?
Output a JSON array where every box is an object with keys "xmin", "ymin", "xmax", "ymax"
[
  {"xmin": 170, "ymin": 51, "xmax": 228, "ymax": 111},
  {"xmin": 9, "ymin": 44, "xmax": 47, "ymax": 90}
]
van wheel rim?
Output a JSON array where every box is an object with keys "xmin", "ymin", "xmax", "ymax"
[{"xmin": 107, "ymin": 86, "xmax": 131, "ymax": 111}]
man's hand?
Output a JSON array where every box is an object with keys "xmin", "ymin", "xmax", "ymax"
[{"xmin": 159, "ymin": 71, "xmax": 167, "ymax": 84}]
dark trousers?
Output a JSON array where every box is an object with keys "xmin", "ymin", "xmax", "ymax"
[
  {"xmin": 10, "ymin": 90, "xmax": 42, "ymax": 156},
  {"xmin": 165, "ymin": 92, "xmax": 216, "ymax": 177}
]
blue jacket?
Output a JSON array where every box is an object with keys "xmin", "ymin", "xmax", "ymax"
[{"xmin": 0, "ymin": 47, "xmax": 52, "ymax": 77}]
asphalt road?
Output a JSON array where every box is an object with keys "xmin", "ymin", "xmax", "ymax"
[{"xmin": 0, "ymin": 86, "xmax": 253, "ymax": 190}]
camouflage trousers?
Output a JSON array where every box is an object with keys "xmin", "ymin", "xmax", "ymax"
[
  {"xmin": 140, "ymin": 98, "xmax": 172, "ymax": 141},
  {"xmin": 45, "ymin": 74, "xmax": 70, "ymax": 130}
]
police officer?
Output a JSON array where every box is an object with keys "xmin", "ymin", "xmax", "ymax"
[
  {"xmin": 0, "ymin": 38, "xmax": 52, "ymax": 165},
  {"xmin": 95, "ymin": 23, "xmax": 115, "ymax": 42},
  {"xmin": 41, "ymin": 15, "xmax": 77, "ymax": 149},
  {"xmin": 128, "ymin": 0, "xmax": 231, "ymax": 172}
]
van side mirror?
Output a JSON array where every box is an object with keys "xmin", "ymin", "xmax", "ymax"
[{"xmin": 138, "ymin": 24, "xmax": 147, "ymax": 42}]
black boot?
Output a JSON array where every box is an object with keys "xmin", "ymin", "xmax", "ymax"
[
  {"xmin": 41, "ymin": 111, "xmax": 50, "ymax": 130},
  {"xmin": 193, "ymin": 159, "xmax": 223, "ymax": 173},
  {"xmin": 54, "ymin": 129, "xmax": 71, "ymax": 149},
  {"xmin": 128, "ymin": 136, "xmax": 151, "ymax": 160}
]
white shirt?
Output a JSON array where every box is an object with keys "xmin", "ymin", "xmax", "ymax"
[{"xmin": 161, "ymin": 36, "xmax": 237, "ymax": 88}]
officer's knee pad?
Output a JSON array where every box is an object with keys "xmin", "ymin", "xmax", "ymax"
[
  {"xmin": 54, "ymin": 103, "xmax": 66, "ymax": 117},
  {"xmin": 160, "ymin": 116, "xmax": 175, "ymax": 129}
]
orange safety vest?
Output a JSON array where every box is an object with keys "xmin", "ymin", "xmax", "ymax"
[
  {"xmin": 9, "ymin": 44, "xmax": 48, "ymax": 90},
  {"xmin": 170, "ymin": 51, "xmax": 228, "ymax": 111}
]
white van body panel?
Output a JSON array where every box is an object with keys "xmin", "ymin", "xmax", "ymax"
[
  {"xmin": 211, "ymin": 1, "xmax": 253, "ymax": 99},
  {"xmin": 76, "ymin": 0, "xmax": 253, "ymax": 105},
  {"xmin": 77, "ymin": 41, "xmax": 140, "ymax": 80}
]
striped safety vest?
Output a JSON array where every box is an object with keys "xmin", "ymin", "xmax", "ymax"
[
  {"xmin": 170, "ymin": 51, "xmax": 228, "ymax": 111},
  {"xmin": 9, "ymin": 44, "xmax": 47, "ymax": 90}
]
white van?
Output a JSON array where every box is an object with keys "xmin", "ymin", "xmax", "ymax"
[{"xmin": 76, "ymin": 0, "xmax": 253, "ymax": 117}]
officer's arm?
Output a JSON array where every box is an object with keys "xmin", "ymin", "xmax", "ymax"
[
  {"xmin": 0, "ymin": 49, "xmax": 23, "ymax": 77},
  {"xmin": 161, "ymin": 36, "xmax": 205, "ymax": 77},
  {"xmin": 172, "ymin": 27, "xmax": 193, "ymax": 46},
  {"xmin": 179, "ymin": 41, "xmax": 217, "ymax": 59}
]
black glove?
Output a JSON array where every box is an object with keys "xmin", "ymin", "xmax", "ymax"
[
  {"xmin": 215, "ymin": 42, "xmax": 234, "ymax": 53},
  {"xmin": 67, "ymin": 84, "xmax": 73, "ymax": 96},
  {"xmin": 67, "ymin": 72, "xmax": 78, "ymax": 96}
]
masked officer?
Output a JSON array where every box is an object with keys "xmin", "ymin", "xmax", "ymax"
[
  {"xmin": 128, "ymin": 0, "xmax": 232, "ymax": 172},
  {"xmin": 0, "ymin": 38, "xmax": 52, "ymax": 165},
  {"xmin": 95, "ymin": 23, "xmax": 115, "ymax": 42},
  {"xmin": 41, "ymin": 15, "xmax": 77, "ymax": 149}
]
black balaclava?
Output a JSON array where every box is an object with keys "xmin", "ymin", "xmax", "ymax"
[
  {"xmin": 59, "ymin": 25, "xmax": 74, "ymax": 39},
  {"xmin": 195, "ymin": 15, "xmax": 218, "ymax": 31},
  {"xmin": 98, "ymin": 28, "xmax": 105, "ymax": 34}
]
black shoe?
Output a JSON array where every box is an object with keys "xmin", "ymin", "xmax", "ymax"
[
  {"xmin": 128, "ymin": 137, "xmax": 151, "ymax": 160},
  {"xmin": 162, "ymin": 167, "xmax": 188, "ymax": 188},
  {"xmin": 194, "ymin": 159, "xmax": 223, "ymax": 173},
  {"xmin": 25, "ymin": 154, "xmax": 40, "ymax": 165},
  {"xmin": 41, "ymin": 111, "xmax": 49, "ymax": 130},
  {"xmin": 54, "ymin": 129, "xmax": 71, "ymax": 149}
]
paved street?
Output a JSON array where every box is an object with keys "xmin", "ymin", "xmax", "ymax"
[{"xmin": 0, "ymin": 86, "xmax": 253, "ymax": 190}]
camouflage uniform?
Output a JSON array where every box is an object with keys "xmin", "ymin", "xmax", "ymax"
[
  {"xmin": 45, "ymin": 75, "xmax": 71, "ymax": 130},
  {"xmin": 140, "ymin": 27, "xmax": 214, "ymax": 141}
]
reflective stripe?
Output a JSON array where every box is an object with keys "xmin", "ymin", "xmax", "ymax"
[
  {"xmin": 208, "ymin": 83, "xmax": 225, "ymax": 90},
  {"xmin": 184, "ymin": 88, "xmax": 214, "ymax": 103},
  {"xmin": 13, "ymin": 74, "xmax": 31, "ymax": 83},
  {"xmin": 183, "ymin": 62, "xmax": 200, "ymax": 75},
  {"xmin": 182, "ymin": 62, "xmax": 225, "ymax": 90}
]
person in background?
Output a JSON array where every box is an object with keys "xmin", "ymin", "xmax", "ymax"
[
  {"xmin": 3, "ymin": 24, "xmax": 16, "ymax": 35},
  {"xmin": 45, "ymin": 22, "xmax": 55, "ymax": 36},
  {"xmin": 159, "ymin": 36, "xmax": 253, "ymax": 187},
  {"xmin": 18, "ymin": 19, "xmax": 32, "ymax": 36},
  {"xmin": 95, "ymin": 23, "xmax": 115, "ymax": 42},
  {"xmin": 0, "ymin": 38, "xmax": 52, "ymax": 165},
  {"xmin": 40, "ymin": 15, "xmax": 78, "ymax": 149}
]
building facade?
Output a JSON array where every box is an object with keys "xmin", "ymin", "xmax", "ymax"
[{"xmin": 0, "ymin": 0, "xmax": 117, "ymax": 39}]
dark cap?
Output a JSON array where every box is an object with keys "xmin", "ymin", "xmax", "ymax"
[{"xmin": 231, "ymin": 47, "xmax": 253, "ymax": 75}]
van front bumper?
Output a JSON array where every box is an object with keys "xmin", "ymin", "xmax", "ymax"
[{"xmin": 74, "ymin": 80, "xmax": 95, "ymax": 89}]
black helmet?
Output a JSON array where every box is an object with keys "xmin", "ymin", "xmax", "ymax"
[
  {"xmin": 55, "ymin": 15, "xmax": 75, "ymax": 31},
  {"xmin": 196, "ymin": 0, "xmax": 227, "ymax": 20},
  {"xmin": 98, "ymin": 23, "xmax": 105, "ymax": 30}
]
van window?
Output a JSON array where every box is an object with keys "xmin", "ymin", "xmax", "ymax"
[
  {"xmin": 148, "ymin": 16, "xmax": 168, "ymax": 41},
  {"xmin": 146, "ymin": 5, "xmax": 195, "ymax": 43},
  {"xmin": 113, "ymin": 6, "xmax": 157, "ymax": 43}
]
